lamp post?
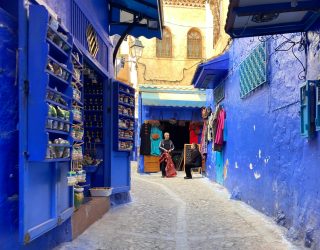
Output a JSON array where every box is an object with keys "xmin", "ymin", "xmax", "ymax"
[{"xmin": 130, "ymin": 38, "xmax": 144, "ymax": 59}]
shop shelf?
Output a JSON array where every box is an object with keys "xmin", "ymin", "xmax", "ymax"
[
  {"xmin": 47, "ymin": 70, "xmax": 70, "ymax": 87},
  {"xmin": 118, "ymin": 101, "xmax": 135, "ymax": 108},
  {"xmin": 46, "ymin": 129, "xmax": 70, "ymax": 135},
  {"xmin": 48, "ymin": 116, "xmax": 72, "ymax": 124},
  {"xmin": 50, "ymin": 144, "xmax": 71, "ymax": 147},
  {"xmin": 47, "ymin": 25, "xmax": 73, "ymax": 51},
  {"xmin": 44, "ymin": 158, "xmax": 71, "ymax": 162},
  {"xmin": 118, "ymin": 126, "xmax": 134, "ymax": 130},
  {"xmin": 119, "ymin": 114, "xmax": 134, "ymax": 119},
  {"xmin": 118, "ymin": 137, "xmax": 134, "ymax": 141},
  {"xmin": 72, "ymin": 99, "xmax": 83, "ymax": 106},
  {"xmin": 119, "ymin": 90, "xmax": 134, "ymax": 97},
  {"xmin": 47, "ymin": 38, "xmax": 69, "ymax": 61},
  {"xmin": 46, "ymin": 99, "xmax": 69, "ymax": 110},
  {"xmin": 72, "ymin": 80, "xmax": 83, "ymax": 89},
  {"xmin": 117, "ymin": 149, "xmax": 132, "ymax": 152},
  {"xmin": 47, "ymin": 86, "xmax": 71, "ymax": 100},
  {"xmin": 48, "ymin": 55, "xmax": 73, "ymax": 75},
  {"xmin": 73, "ymin": 139, "xmax": 84, "ymax": 143},
  {"xmin": 73, "ymin": 118, "xmax": 83, "ymax": 124},
  {"xmin": 72, "ymin": 75, "xmax": 82, "ymax": 83},
  {"xmin": 72, "ymin": 53, "xmax": 83, "ymax": 68}
]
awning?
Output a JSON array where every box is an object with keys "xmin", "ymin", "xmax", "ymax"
[
  {"xmin": 109, "ymin": 0, "xmax": 163, "ymax": 39},
  {"xmin": 225, "ymin": 0, "xmax": 320, "ymax": 38},
  {"xmin": 192, "ymin": 52, "xmax": 229, "ymax": 89},
  {"xmin": 141, "ymin": 92, "xmax": 206, "ymax": 107}
]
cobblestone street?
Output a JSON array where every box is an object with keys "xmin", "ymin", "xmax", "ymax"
[{"xmin": 57, "ymin": 166, "xmax": 300, "ymax": 250}]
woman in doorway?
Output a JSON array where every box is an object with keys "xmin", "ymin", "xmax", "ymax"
[{"xmin": 184, "ymin": 143, "xmax": 202, "ymax": 179}]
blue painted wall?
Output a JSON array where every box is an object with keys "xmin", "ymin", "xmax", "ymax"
[
  {"xmin": 0, "ymin": 7, "xmax": 19, "ymax": 250},
  {"xmin": 206, "ymin": 25, "xmax": 320, "ymax": 247}
]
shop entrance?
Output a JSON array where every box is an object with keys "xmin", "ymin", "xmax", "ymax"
[{"xmin": 160, "ymin": 120, "xmax": 190, "ymax": 170}]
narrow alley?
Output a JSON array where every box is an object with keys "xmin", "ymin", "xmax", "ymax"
[{"xmin": 56, "ymin": 166, "xmax": 298, "ymax": 250}]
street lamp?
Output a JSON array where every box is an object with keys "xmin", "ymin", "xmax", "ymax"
[{"xmin": 130, "ymin": 38, "xmax": 144, "ymax": 58}]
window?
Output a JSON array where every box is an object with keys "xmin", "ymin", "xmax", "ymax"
[
  {"xmin": 211, "ymin": 0, "xmax": 222, "ymax": 48},
  {"xmin": 187, "ymin": 28, "xmax": 202, "ymax": 59},
  {"xmin": 156, "ymin": 28, "xmax": 172, "ymax": 58}
]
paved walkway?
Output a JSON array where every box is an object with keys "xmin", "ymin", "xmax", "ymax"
[{"xmin": 57, "ymin": 167, "xmax": 300, "ymax": 250}]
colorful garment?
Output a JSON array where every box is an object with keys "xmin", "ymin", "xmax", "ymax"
[
  {"xmin": 189, "ymin": 123, "xmax": 200, "ymax": 144},
  {"xmin": 159, "ymin": 152, "xmax": 177, "ymax": 177},
  {"xmin": 214, "ymin": 108, "xmax": 226, "ymax": 152},
  {"xmin": 200, "ymin": 121, "xmax": 208, "ymax": 155},
  {"xmin": 150, "ymin": 126, "xmax": 162, "ymax": 156}
]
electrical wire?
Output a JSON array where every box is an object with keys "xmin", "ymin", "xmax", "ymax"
[
  {"xmin": 138, "ymin": 60, "xmax": 203, "ymax": 84},
  {"xmin": 164, "ymin": 21, "xmax": 214, "ymax": 29}
]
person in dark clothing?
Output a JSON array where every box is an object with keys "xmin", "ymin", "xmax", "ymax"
[
  {"xmin": 159, "ymin": 132, "xmax": 175, "ymax": 178},
  {"xmin": 184, "ymin": 143, "xmax": 202, "ymax": 179}
]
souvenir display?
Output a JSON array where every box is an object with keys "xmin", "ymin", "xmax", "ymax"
[
  {"xmin": 113, "ymin": 81, "xmax": 135, "ymax": 151},
  {"xmin": 83, "ymin": 64, "xmax": 104, "ymax": 159}
]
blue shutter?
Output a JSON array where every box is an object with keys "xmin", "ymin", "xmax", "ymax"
[
  {"xmin": 19, "ymin": 5, "xmax": 73, "ymax": 244},
  {"xmin": 315, "ymin": 82, "xmax": 320, "ymax": 131},
  {"xmin": 300, "ymin": 80, "xmax": 317, "ymax": 138},
  {"xmin": 300, "ymin": 82, "xmax": 310, "ymax": 137}
]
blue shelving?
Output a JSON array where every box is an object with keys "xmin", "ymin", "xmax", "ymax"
[
  {"xmin": 46, "ymin": 99, "xmax": 69, "ymax": 110},
  {"xmin": 46, "ymin": 129, "xmax": 70, "ymax": 135},
  {"xmin": 47, "ymin": 70, "xmax": 70, "ymax": 88},
  {"xmin": 119, "ymin": 89, "xmax": 134, "ymax": 97},
  {"xmin": 47, "ymin": 24, "xmax": 73, "ymax": 51},
  {"xmin": 119, "ymin": 101, "xmax": 135, "ymax": 108},
  {"xmin": 44, "ymin": 158, "xmax": 71, "ymax": 162},
  {"xmin": 73, "ymin": 98, "xmax": 83, "ymax": 106},
  {"xmin": 28, "ymin": 5, "xmax": 73, "ymax": 161},
  {"xmin": 119, "ymin": 113, "xmax": 134, "ymax": 119},
  {"xmin": 47, "ymin": 38, "xmax": 69, "ymax": 61},
  {"xmin": 113, "ymin": 81, "xmax": 135, "ymax": 151}
]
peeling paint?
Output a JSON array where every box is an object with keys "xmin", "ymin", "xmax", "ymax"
[
  {"xmin": 254, "ymin": 171, "xmax": 261, "ymax": 179},
  {"xmin": 258, "ymin": 149, "xmax": 262, "ymax": 159},
  {"xmin": 249, "ymin": 163, "xmax": 253, "ymax": 170}
]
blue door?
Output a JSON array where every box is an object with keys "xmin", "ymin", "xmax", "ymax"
[{"xmin": 19, "ymin": 4, "xmax": 73, "ymax": 244}]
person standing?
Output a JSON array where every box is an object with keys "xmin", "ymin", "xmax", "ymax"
[
  {"xmin": 184, "ymin": 143, "xmax": 202, "ymax": 179},
  {"xmin": 159, "ymin": 132, "xmax": 174, "ymax": 178}
]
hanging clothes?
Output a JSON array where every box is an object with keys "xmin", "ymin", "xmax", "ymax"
[
  {"xmin": 200, "ymin": 120, "xmax": 208, "ymax": 155},
  {"xmin": 150, "ymin": 126, "xmax": 163, "ymax": 156},
  {"xmin": 214, "ymin": 108, "xmax": 226, "ymax": 152},
  {"xmin": 189, "ymin": 122, "xmax": 200, "ymax": 144},
  {"xmin": 140, "ymin": 122, "xmax": 151, "ymax": 155}
]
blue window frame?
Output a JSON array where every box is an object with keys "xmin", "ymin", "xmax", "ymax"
[
  {"xmin": 315, "ymin": 81, "xmax": 320, "ymax": 131},
  {"xmin": 300, "ymin": 80, "xmax": 318, "ymax": 138}
]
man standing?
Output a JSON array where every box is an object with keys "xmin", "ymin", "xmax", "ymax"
[{"xmin": 159, "ymin": 132, "xmax": 175, "ymax": 178}]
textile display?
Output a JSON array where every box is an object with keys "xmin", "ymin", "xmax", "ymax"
[
  {"xmin": 140, "ymin": 122, "xmax": 151, "ymax": 155},
  {"xmin": 150, "ymin": 126, "xmax": 163, "ymax": 156},
  {"xmin": 159, "ymin": 152, "xmax": 177, "ymax": 177}
]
